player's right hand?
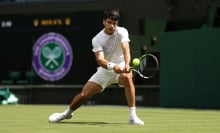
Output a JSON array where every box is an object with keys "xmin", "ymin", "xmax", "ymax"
[{"xmin": 113, "ymin": 64, "xmax": 123, "ymax": 74}]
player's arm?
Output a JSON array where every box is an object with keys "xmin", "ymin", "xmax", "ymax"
[
  {"xmin": 94, "ymin": 51, "xmax": 108, "ymax": 69},
  {"xmin": 94, "ymin": 51, "xmax": 122, "ymax": 73},
  {"xmin": 121, "ymin": 41, "xmax": 131, "ymax": 72}
]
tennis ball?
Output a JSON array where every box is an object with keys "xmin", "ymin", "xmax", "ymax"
[{"xmin": 132, "ymin": 58, "xmax": 140, "ymax": 66}]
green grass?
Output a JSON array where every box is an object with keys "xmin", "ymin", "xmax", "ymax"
[{"xmin": 0, "ymin": 105, "xmax": 220, "ymax": 133}]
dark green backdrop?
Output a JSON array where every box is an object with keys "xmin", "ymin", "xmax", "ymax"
[{"xmin": 160, "ymin": 28, "xmax": 220, "ymax": 108}]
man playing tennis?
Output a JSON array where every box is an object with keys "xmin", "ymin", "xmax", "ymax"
[{"xmin": 49, "ymin": 9, "xmax": 144, "ymax": 125}]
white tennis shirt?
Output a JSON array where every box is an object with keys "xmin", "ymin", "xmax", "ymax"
[{"xmin": 92, "ymin": 26, "xmax": 130, "ymax": 65}]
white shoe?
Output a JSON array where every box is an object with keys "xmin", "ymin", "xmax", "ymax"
[
  {"xmin": 128, "ymin": 116, "xmax": 144, "ymax": 125},
  {"xmin": 48, "ymin": 112, "xmax": 72, "ymax": 123}
]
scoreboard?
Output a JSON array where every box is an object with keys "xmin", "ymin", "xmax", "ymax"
[{"xmin": 0, "ymin": 11, "xmax": 103, "ymax": 85}]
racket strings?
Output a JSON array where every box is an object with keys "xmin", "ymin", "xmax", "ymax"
[
  {"xmin": 139, "ymin": 57, "xmax": 147, "ymax": 72},
  {"xmin": 135, "ymin": 53, "xmax": 159, "ymax": 79}
]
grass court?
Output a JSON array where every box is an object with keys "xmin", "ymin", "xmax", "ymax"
[{"xmin": 0, "ymin": 105, "xmax": 220, "ymax": 133}]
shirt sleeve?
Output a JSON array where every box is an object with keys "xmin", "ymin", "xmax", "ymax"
[
  {"xmin": 118, "ymin": 27, "xmax": 130, "ymax": 43},
  {"xmin": 92, "ymin": 37, "xmax": 103, "ymax": 52}
]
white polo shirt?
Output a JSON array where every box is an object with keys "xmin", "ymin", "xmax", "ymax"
[{"xmin": 92, "ymin": 26, "xmax": 130, "ymax": 65}]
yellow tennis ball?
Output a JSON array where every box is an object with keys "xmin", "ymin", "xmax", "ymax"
[{"xmin": 132, "ymin": 58, "xmax": 140, "ymax": 66}]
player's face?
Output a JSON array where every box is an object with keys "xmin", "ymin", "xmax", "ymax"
[{"xmin": 103, "ymin": 18, "xmax": 118, "ymax": 35}]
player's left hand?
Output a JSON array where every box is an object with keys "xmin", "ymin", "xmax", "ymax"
[
  {"xmin": 122, "ymin": 65, "xmax": 130, "ymax": 73},
  {"xmin": 113, "ymin": 64, "xmax": 123, "ymax": 74},
  {"xmin": 113, "ymin": 65, "xmax": 130, "ymax": 74}
]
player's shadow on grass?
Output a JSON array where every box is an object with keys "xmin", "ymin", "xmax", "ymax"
[{"xmin": 59, "ymin": 121, "xmax": 124, "ymax": 125}]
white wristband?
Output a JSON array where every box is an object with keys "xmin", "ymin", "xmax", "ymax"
[{"xmin": 107, "ymin": 62, "xmax": 116, "ymax": 70}]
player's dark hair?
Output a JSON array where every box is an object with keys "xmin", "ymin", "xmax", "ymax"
[{"xmin": 103, "ymin": 9, "xmax": 120, "ymax": 21}]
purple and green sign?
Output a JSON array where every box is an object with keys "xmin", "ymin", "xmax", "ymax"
[{"xmin": 33, "ymin": 32, "xmax": 73, "ymax": 81}]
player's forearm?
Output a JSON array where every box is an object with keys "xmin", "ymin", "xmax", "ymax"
[
  {"xmin": 122, "ymin": 43, "xmax": 131, "ymax": 67},
  {"xmin": 96, "ymin": 58, "xmax": 109, "ymax": 69},
  {"xmin": 95, "ymin": 51, "xmax": 109, "ymax": 69},
  {"xmin": 124, "ymin": 52, "xmax": 131, "ymax": 67}
]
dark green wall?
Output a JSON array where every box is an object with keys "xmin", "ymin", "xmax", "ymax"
[{"xmin": 160, "ymin": 28, "xmax": 220, "ymax": 108}]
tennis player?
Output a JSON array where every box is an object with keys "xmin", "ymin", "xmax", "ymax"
[{"xmin": 49, "ymin": 9, "xmax": 144, "ymax": 125}]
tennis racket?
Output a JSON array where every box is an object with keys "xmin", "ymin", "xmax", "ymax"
[{"xmin": 130, "ymin": 53, "xmax": 159, "ymax": 79}]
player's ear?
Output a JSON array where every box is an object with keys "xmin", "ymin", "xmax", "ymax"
[{"xmin": 102, "ymin": 19, "xmax": 105, "ymax": 25}]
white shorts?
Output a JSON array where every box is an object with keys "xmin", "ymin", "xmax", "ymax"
[{"xmin": 88, "ymin": 67, "xmax": 122, "ymax": 92}]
